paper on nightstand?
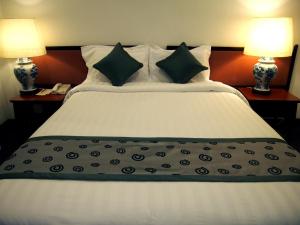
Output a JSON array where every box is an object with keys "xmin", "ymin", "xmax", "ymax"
[{"xmin": 36, "ymin": 89, "xmax": 53, "ymax": 96}]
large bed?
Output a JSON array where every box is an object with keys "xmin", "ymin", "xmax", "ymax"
[{"xmin": 0, "ymin": 44, "xmax": 299, "ymax": 225}]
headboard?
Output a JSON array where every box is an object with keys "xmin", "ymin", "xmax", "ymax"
[{"xmin": 33, "ymin": 45, "xmax": 298, "ymax": 89}]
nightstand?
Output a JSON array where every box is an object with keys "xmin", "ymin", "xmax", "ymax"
[
  {"xmin": 238, "ymin": 87, "xmax": 300, "ymax": 120},
  {"xmin": 238, "ymin": 87, "xmax": 300, "ymax": 137},
  {"xmin": 10, "ymin": 94, "xmax": 65, "ymax": 129}
]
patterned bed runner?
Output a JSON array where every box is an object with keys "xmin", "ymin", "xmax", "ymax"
[{"xmin": 0, "ymin": 136, "xmax": 299, "ymax": 182}]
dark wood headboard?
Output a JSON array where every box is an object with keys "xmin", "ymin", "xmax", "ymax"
[{"xmin": 33, "ymin": 45, "xmax": 298, "ymax": 89}]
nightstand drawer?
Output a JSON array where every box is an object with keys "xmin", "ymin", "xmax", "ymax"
[
  {"xmin": 10, "ymin": 94, "xmax": 65, "ymax": 127},
  {"xmin": 249, "ymin": 101, "xmax": 298, "ymax": 119},
  {"xmin": 13, "ymin": 101, "xmax": 62, "ymax": 121},
  {"xmin": 239, "ymin": 87, "xmax": 300, "ymax": 120}
]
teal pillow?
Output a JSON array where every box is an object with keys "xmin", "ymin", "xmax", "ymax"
[
  {"xmin": 156, "ymin": 42, "xmax": 208, "ymax": 83},
  {"xmin": 93, "ymin": 43, "xmax": 143, "ymax": 86}
]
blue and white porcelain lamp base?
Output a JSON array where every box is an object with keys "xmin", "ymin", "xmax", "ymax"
[
  {"xmin": 252, "ymin": 57, "xmax": 278, "ymax": 95},
  {"xmin": 14, "ymin": 57, "xmax": 39, "ymax": 95}
]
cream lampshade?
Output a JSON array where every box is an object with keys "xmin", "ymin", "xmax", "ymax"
[
  {"xmin": 0, "ymin": 19, "xmax": 46, "ymax": 94},
  {"xmin": 244, "ymin": 17, "xmax": 293, "ymax": 95}
]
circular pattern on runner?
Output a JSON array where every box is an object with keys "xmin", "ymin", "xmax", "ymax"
[
  {"xmin": 267, "ymin": 167, "xmax": 282, "ymax": 175},
  {"xmin": 121, "ymin": 166, "xmax": 135, "ymax": 174},
  {"xmin": 232, "ymin": 164, "xmax": 242, "ymax": 169},
  {"xmin": 244, "ymin": 149, "xmax": 255, "ymax": 155},
  {"xmin": 285, "ymin": 152, "xmax": 296, "ymax": 157},
  {"xmin": 23, "ymin": 159, "xmax": 32, "ymax": 164},
  {"xmin": 44, "ymin": 142, "xmax": 52, "ymax": 146},
  {"xmin": 161, "ymin": 164, "xmax": 171, "ymax": 168},
  {"xmin": 181, "ymin": 149, "xmax": 191, "ymax": 154},
  {"xmin": 264, "ymin": 153, "xmax": 279, "ymax": 160},
  {"xmin": 79, "ymin": 144, "xmax": 87, "ymax": 149},
  {"xmin": 264, "ymin": 146, "xmax": 274, "ymax": 150},
  {"xmin": 66, "ymin": 152, "xmax": 79, "ymax": 159},
  {"xmin": 42, "ymin": 156, "xmax": 53, "ymax": 162},
  {"xmin": 132, "ymin": 154, "xmax": 145, "ymax": 161},
  {"xmin": 27, "ymin": 148, "xmax": 38, "ymax": 154},
  {"xmin": 90, "ymin": 151, "xmax": 101, "ymax": 157},
  {"xmin": 49, "ymin": 164, "xmax": 64, "ymax": 172},
  {"xmin": 249, "ymin": 160, "xmax": 260, "ymax": 166},
  {"xmin": 218, "ymin": 168, "xmax": 230, "ymax": 174},
  {"xmin": 110, "ymin": 159, "xmax": 120, "ymax": 165},
  {"xmin": 140, "ymin": 147, "xmax": 149, "ymax": 151},
  {"xmin": 289, "ymin": 167, "xmax": 300, "ymax": 174},
  {"xmin": 90, "ymin": 163, "xmax": 100, "ymax": 167},
  {"xmin": 220, "ymin": 152, "xmax": 232, "ymax": 159},
  {"xmin": 53, "ymin": 146, "xmax": 63, "ymax": 152},
  {"xmin": 4, "ymin": 164, "xmax": 15, "ymax": 171},
  {"xmin": 116, "ymin": 148, "xmax": 126, "ymax": 154},
  {"xmin": 155, "ymin": 152, "xmax": 166, "ymax": 157},
  {"xmin": 145, "ymin": 168, "xmax": 157, "ymax": 173},
  {"xmin": 180, "ymin": 159, "xmax": 190, "ymax": 166},
  {"xmin": 73, "ymin": 166, "xmax": 84, "ymax": 172},
  {"xmin": 195, "ymin": 167, "xmax": 209, "ymax": 175},
  {"xmin": 199, "ymin": 154, "xmax": 212, "ymax": 161},
  {"xmin": 104, "ymin": 145, "xmax": 112, "ymax": 148}
]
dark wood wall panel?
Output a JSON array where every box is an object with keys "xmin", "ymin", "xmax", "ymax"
[
  {"xmin": 209, "ymin": 50, "xmax": 290, "ymax": 87},
  {"xmin": 33, "ymin": 49, "xmax": 87, "ymax": 86}
]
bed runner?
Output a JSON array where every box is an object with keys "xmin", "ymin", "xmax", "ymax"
[{"xmin": 0, "ymin": 136, "xmax": 299, "ymax": 182}]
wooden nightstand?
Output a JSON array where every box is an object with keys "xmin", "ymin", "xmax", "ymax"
[
  {"xmin": 238, "ymin": 87, "xmax": 300, "ymax": 120},
  {"xmin": 10, "ymin": 94, "xmax": 65, "ymax": 128}
]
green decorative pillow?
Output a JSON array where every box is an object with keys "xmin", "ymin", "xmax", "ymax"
[
  {"xmin": 156, "ymin": 42, "xmax": 208, "ymax": 83},
  {"xmin": 93, "ymin": 43, "xmax": 143, "ymax": 86}
]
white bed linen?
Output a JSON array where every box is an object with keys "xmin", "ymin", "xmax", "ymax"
[
  {"xmin": 0, "ymin": 81, "xmax": 299, "ymax": 225},
  {"xmin": 32, "ymin": 81, "xmax": 280, "ymax": 139}
]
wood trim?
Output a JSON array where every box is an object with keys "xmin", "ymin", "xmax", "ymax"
[
  {"xmin": 10, "ymin": 94, "xmax": 65, "ymax": 102},
  {"xmin": 286, "ymin": 44, "xmax": 298, "ymax": 90},
  {"xmin": 238, "ymin": 87, "xmax": 300, "ymax": 102},
  {"xmin": 46, "ymin": 46, "xmax": 81, "ymax": 50},
  {"xmin": 45, "ymin": 45, "xmax": 137, "ymax": 51},
  {"xmin": 167, "ymin": 46, "xmax": 244, "ymax": 51}
]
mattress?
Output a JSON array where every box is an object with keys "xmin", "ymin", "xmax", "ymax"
[{"xmin": 0, "ymin": 81, "xmax": 299, "ymax": 225}]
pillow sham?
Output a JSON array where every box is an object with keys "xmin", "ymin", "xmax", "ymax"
[
  {"xmin": 81, "ymin": 44, "xmax": 149, "ymax": 83},
  {"xmin": 149, "ymin": 44, "xmax": 211, "ymax": 82},
  {"xmin": 156, "ymin": 42, "xmax": 208, "ymax": 84},
  {"xmin": 93, "ymin": 43, "xmax": 143, "ymax": 86}
]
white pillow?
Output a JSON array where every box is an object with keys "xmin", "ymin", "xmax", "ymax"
[
  {"xmin": 81, "ymin": 45, "xmax": 149, "ymax": 83},
  {"xmin": 149, "ymin": 45, "xmax": 211, "ymax": 82}
]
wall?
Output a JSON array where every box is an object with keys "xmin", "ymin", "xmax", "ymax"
[
  {"xmin": 0, "ymin": 1, "xmax": 20, "ymax": 124},
  {"xmin": 1, "ymin": 0, "xmax": 300, "ymax": 116}
]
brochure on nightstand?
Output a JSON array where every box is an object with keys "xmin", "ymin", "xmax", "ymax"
[{"xmin": 36, "ymin": 83, "xmax": 71, "ymax": 96}]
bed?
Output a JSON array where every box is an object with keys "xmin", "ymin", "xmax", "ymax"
[{"xmin": 0, "ymin": 44, "xmax": 299, "ymax": 225}]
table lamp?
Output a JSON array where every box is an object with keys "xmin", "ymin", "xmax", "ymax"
[
  {"xmin": 244, "ymin": 17, "xmax": 293, "ymax": 95},
  {"xmin": 0, "ymin": 19, "xmax": 46, "ymax": 94}
]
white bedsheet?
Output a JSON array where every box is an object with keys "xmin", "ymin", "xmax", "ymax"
[{"xmin": 0, "ymin": 81, "xmax": 299, "ymax": 225}]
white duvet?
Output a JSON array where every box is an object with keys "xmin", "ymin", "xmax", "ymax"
[{"xmin": 0, "ymin": 81, "xmax": 299, "ymax": 225}]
